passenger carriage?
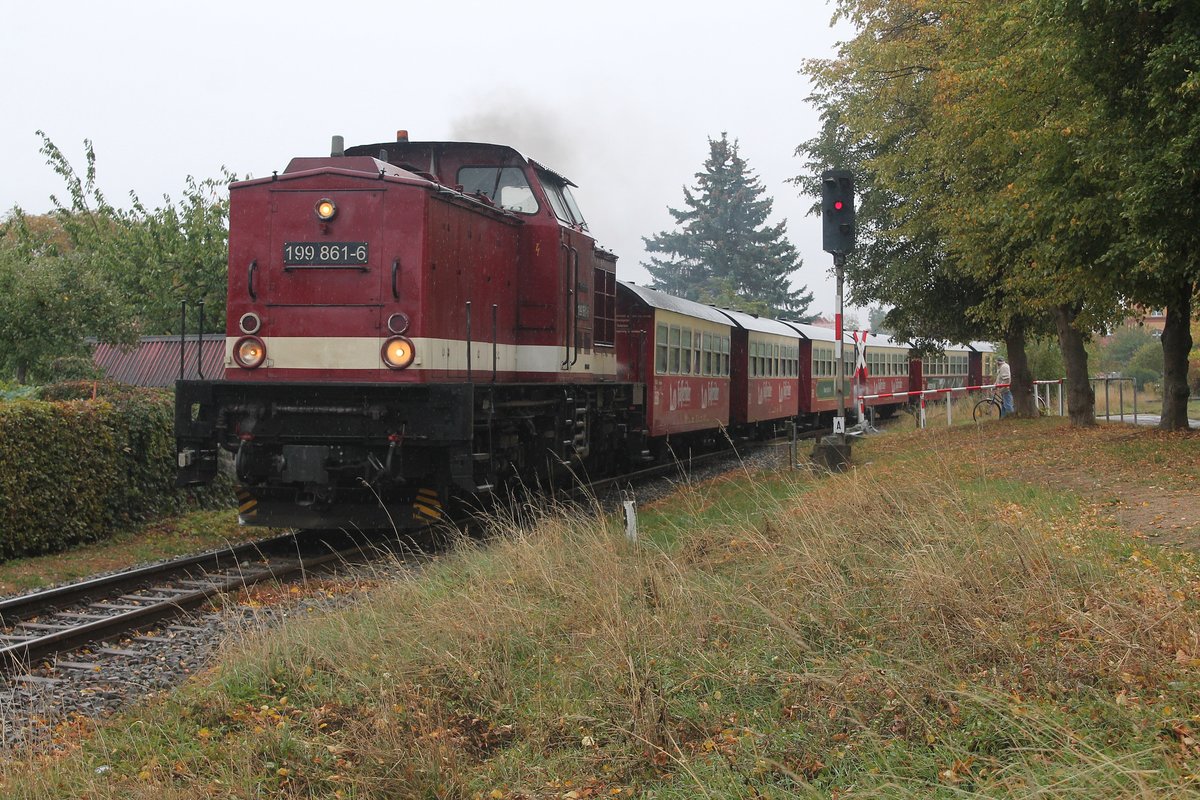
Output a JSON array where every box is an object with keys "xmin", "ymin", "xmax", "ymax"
[
  {"xmin": 615, "ymin": 281, "xmax": 733, "ymax": 441},
  {"xmin": 714, "ymin": 308, "xmax": 802, "ymax": 433}
]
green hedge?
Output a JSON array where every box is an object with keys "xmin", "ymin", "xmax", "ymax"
[{"xmin": 0, "ymin": 382, "xmax": 228, "ymax": 559}]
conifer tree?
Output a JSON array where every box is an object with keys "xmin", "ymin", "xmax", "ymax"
[{"xmin": 642, "ymin": 133, "xmax": 812, "ymax": 318}]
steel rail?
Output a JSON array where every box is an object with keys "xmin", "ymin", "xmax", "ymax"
[{"xmin": 0, "ymin": 535, "xmax": 365, "ymax": 673}]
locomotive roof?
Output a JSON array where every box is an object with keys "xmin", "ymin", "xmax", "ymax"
[
  {"xmin": 713, "ymin": 307, "xmax": 802, "ymax": 338},
  {"xmin": 345, "ymin": 140, "xmax": 580, "ymax": 188},
  {"xmin": 617, "ymin": 281, "xmax": 734, "ymax": 326}
]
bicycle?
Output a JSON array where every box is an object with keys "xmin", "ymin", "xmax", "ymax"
[{"xmin": 972, "ymin": 389, "xmax": 1049, "ymax": 421}]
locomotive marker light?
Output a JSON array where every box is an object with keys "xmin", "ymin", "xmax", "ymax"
[
  {"xmin": 382, "ymin": 336, "xmax": 416, "ymax": 369},
  {"xmin": 238, "ymin": 312, "xmax": 261, "ymax": 334},
  {"xmin": 387, "ymin": 312, "xmax": 411, "ymax": 335},
  {"xmin": 315, "ymin": 198, "xmax": 337, "ymax": 221},
  {"xmin": 233, "ymin": 336, "xmax": 266, "ymax": 369},
  {"xmin": 814, "ymin": 168, "xmax": 857, "ymax": 472}
]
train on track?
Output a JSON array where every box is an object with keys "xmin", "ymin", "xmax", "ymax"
[{"xmin": 174, "ymin": 132, "xmax": 995, "ymax": 531}]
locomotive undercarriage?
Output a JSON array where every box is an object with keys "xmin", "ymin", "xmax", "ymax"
[{"xmin": 175, "ymin": 380, "xmax": 646, "ymax": 530}]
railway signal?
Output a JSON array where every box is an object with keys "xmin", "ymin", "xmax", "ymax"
[{"xmin": 821, "ymin": 169, "xmax": 856, "ymax": 255}]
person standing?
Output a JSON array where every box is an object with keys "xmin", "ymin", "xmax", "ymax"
[{"xmin": 995, "ymin": 357, "xmax": 1013, "ymax": 417}]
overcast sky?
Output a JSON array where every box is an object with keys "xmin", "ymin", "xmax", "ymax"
[{"xmin": 1, "ymin": 1, "xmax": 855, "ymax": 317}]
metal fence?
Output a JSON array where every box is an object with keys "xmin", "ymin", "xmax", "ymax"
[{"xmin": 1090, "ymin": 376, "xmax": 1138, "ymax": 424}]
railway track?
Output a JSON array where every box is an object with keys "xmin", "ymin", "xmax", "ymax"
[
  {"xmin": 0, "ymin": 429, "xmax": 832, "ymax": 677},
  {"xmin": 0, "ymin": 529, "xmax": 397, "ymax": 674}
]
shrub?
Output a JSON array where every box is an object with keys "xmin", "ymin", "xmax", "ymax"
[{"xmin": 0, "ymin": 383, "xmax": 229, "ymax": 559}]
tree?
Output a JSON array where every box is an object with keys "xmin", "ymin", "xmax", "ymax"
[
  {"xmin": 867, "ymin": 306, "xmax": 891, "ymax": 335},
  {"xmin": 1048, "ymin": 0, "xmax": 1199, "ymax": 430},
  {"xmin": 799, "ymin": 0, "xmax": 1136, "ymax": 424},
  {"xmin": 643, "ymin": 133, "xmax": 813, "ymax": 318},
  {"xmin": 37, "ymin": 133, "xmax": 233, "ymax": 335},
  {"xmin": 0, "ymin": 214, "xmax": 135, "ymax": 382}
]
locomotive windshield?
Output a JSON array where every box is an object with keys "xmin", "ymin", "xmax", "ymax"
[
  {"xmin": 457, "ymin": 166, "xmax": 539, "ymax": 214},
  {"xmin": 537, "ymin": 169, "xmax": 588, "ymax": 230}
]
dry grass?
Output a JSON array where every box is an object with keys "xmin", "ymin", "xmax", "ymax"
[{"xmin": 3, "ymin": 425, "xmax": 1200, "ymax": 797}]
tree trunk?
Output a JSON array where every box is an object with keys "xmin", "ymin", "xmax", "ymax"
[
  {"xmin": 15, "ymin": 363, "xmax": 27, "ymax": 385},
  {"xmin": 1005, "ymin": 320, "xmax": 1037, "ymax": 417},
  {"xmin": 1159, "ymin": 281, "xmax": 1194, "ymax": 431},
  {"xmin": 1054, "ymin": 304, "xmax": 1096, "ymax": 427}
]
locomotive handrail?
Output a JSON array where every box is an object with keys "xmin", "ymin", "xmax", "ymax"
[
  {"xmin": 391, "ymin": 257, "xmax": 400, "ymax": 299},
  {"xmin": 569, "ymin": 246, "xmax": 580, "ymax": 367},
  {"xmin": 561, "ymin": 243, "xmax": 572, "ymax": 369},
  {"xmin": 247, "ymin": 260, "xmax": 258, "ymax": 301},
  {"xmin": 465, "ymin": 301, "xmax": 473, "ymax": 381}
]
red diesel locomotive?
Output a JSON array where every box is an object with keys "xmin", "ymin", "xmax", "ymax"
[
  {"xmin": 175, "ymin": 133, "xmax": 995, "ymax": 531},
  {"xmin": 176, "ymin": 133, "xmax": 642, "ymax": 529}
]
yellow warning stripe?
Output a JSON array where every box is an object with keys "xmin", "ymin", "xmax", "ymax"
[
  {"xmin": 239, "ymin": 499, "xmax": 258, "ymax": 513},
  {"xmin": 413, "ymin": 502, "xmax": 442, "ymax": 520}
]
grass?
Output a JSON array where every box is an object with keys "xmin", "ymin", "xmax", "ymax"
[
  {"xmin": 0, "ymin": 509, "xmax": 271, "ymax": 596},
  {"xmin": 2, "ymin": 420, "xmax": 1200, "ymax": 798}
]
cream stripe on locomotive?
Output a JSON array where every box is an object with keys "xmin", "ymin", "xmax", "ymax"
[{"xmin": 225, "ymin": 337, "xmax": 617, "ymax": 376}]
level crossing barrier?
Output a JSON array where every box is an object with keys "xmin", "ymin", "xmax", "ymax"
[{"xmin": 857, "ymin": 379, "xmax": 1065, "ymax": 429}]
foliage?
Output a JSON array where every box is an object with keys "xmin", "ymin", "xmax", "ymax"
[
  {"xmin": 0, "ymin": 136, "xmax": 233, "ymax": 382},
  {"xmin": 1094, "ymin": 326, "xmax": 1160, "ymax": 374},
  {"xmin": 0, "ymin": 217, "xmax": 136, "ymax": 383},
  {"xmin": 0, "ymin": 383, "xmax": 226, "ymax": 559},
  {"xmin": 1024, "ymin": 337, "xmax": 1065, "ymax": 382},
  {"xmin": 643, "ymin": 133, "xmax": 813, "ymax": 318},
  {"xmin": 1049, "ymin": 0, "xmax": 1200, "ymax": 426},
  {"xmin": 1129, "ymin": 341, "xmax": 1166, "ymax": 389},
  {"xmin": 36, "ymin": 133, "xmax": 234, "ymax": 335}
]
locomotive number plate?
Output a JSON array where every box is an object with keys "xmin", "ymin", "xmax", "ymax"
[{"xmin": 283, "ymin": 242, "xmax": 369, "ymax": 266}]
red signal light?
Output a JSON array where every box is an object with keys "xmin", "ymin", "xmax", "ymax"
[{"xmin": 834, "ymin": 200, "xmax": 844, "ymax": 211}]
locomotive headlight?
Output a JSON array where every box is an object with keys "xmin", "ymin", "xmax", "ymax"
[
  {"xmin": 382, "ymin": 336, "xmax": 416, "ymax": 369},
  {"xmin": 315, "ymin": 198, "xmax": 337, "ymax": 221},
  {"xmin": 234, "ymin": 336, "xmax": 267, "ymax": 369}
]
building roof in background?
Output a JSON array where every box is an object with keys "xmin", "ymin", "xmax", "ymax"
[{"xmin": 92, "ymin": 335, "xmax": 224, "ymax": 387}]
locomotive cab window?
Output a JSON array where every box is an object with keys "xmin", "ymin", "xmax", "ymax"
[
  {"xmin": 457, "ymin": 166, "xmax": 539, "ymax": 214},
  {"xmin": 537, "ymin": 169, "xmax": 588, "ymax": 229}
]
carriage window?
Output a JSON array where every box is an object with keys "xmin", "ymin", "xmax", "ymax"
[
  {"xmin": 457, "ymin": 166, "xmax": 539, "ymax": 214},
  {"xmin": 669, "ymin": 326, "xmax": 681, "ymax": 374},
  {"xmin": 681, "ymin": 329, "xmax": 692, "ymax": 374},
  {"xmin": 703, "ymin": 333, "xmax": 713, "ymax": 375},
  {"xmin": 722, "ymin": 337, "xmax": 730, "ymax": 376},
  {"xmin": 655, "ymin": 324, "xmax": 668, "ymax": 374}
]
